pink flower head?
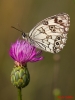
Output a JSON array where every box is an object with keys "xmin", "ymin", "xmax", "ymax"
[{"xmin": 9, "ymin": 40, "xmax": 43, "ymax": 65}]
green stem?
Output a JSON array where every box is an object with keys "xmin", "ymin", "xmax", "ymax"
[{"xmin": 18, "ymin": 88, "xmax": 22, "ymax": 100}]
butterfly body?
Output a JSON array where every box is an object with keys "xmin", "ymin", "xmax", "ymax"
[{"xmin": 22, "ymin": 13, "xmax": 70, "ymax": 53}]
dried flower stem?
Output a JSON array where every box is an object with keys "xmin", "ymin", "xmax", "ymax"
[{"xmin": 18, "ymin": 88, "xmax": 22, "ymax": 100}]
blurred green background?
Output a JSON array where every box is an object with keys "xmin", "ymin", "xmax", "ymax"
[{"xmin": 0, "ymin": 0, "xmax": 75, "ymax": 100}]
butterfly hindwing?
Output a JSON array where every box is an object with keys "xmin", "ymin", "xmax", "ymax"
[{"xmin": 27, "ymin": 13, "xmax": 70, "ymax": 53}]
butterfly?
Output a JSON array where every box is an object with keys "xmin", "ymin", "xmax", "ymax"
[{"xmin": 12, "ymin": 13, "xmax": 70, "ymax": 53}]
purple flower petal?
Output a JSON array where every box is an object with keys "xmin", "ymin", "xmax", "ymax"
[{"xmin": 9, "ymin": 40, "xmax": 43, "ymax": 64}]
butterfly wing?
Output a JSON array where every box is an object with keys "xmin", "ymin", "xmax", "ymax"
[{"xmin": 28, "ymin": 13, "xmax": 70, "ymax": 53}]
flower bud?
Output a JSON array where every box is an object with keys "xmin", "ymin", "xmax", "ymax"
[{"xmin": 11, "ymin": 66, "xmax": 30, "ymax": 88}]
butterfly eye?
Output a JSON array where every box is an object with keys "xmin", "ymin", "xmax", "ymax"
[{"xmin": 22, "ymin": 32, "xmax": 26, "ymax": 38}]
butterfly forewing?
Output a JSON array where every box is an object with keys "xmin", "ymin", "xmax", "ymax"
[{"xmin": 27, "ymin": 13, "xmax": 70, "ymax": 53}]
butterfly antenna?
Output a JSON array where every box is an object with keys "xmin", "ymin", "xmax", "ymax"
[
  {"xmin": 11, "ymin": 26, "xmax": 24, "ymax": 33},
  {"xmin": 17, "ymin": 23, "xmax": 23, "ymax": 32}
]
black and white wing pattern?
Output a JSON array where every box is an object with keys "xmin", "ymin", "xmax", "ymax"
[{"xmin": 27, "ymin": 13, "xmax": 70, "ymax": 53}]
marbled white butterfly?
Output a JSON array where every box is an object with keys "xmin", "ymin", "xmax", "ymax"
[{"xmin": 12, "ymin": 13, "xmax": 70, "ymax": 53}]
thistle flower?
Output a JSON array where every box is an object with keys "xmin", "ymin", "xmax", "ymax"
[
  {"xmin": 9, "ymin": 40, "xmax": 43, "ymax": 88},
  {"xmin": 9, "ymin": 40, "xmax": 43, "ymax": 66}
]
